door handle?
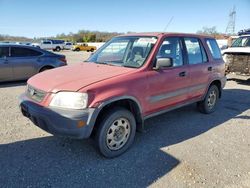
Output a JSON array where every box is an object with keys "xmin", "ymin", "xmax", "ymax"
[
  {"xmin": 179, "ymin": 71, "xmax": 186, "ymax": 77},
  {"xmin": 208, "ymin": 66, "xmax": 212, "ymax": 71}
]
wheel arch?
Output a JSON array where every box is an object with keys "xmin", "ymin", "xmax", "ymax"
[
  {"xmin": 92, "ymin": 96, "xmax": 144, "ymax": 136},
  {"xmin": 206, "ymin": 79, "xmax": 222, "ymax": 98},
  {"xmin": 38, "ymin": 65, "xmax": 55, "ymax": 72}
]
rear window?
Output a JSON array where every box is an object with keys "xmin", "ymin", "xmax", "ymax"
[
  {"xmin": 206, "ymin": 39, "xmax": 222, "ymax": 59},
  {"xmin": 0, "ymin": 47, "xmax": 9, "ymax": 58},
  {"xmin": 11, "ymin": 47, "xmax": 43, "ymax": 57}
]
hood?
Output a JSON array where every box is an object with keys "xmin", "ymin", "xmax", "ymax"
[
  {"xmin": 28, "ymin": 63, "xmax": 134, "ymax": 93},
  {"xmin": 222, "ymin": 47, "xmax": 250, "ymax": 55}
]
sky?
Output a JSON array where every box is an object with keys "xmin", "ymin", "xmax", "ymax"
[{"xmin": 0, "ymin": 0, "xmax": 249, "ymax": 38}]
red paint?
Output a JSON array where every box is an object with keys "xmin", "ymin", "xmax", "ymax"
[{"xmin": 27, "ymin": 33, "xmax": 225, "ymax": 117}]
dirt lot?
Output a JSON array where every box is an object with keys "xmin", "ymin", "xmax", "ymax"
[{"xmin": 0, "ymin": 51, "xmax": 249, "ymax": 188}]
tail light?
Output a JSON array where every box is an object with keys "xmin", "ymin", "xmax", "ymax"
[{"xmin": 59, "ymin": 57, "xmax": 67, "ymax": 65}]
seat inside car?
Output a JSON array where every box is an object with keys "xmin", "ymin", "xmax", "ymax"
[{"xmin": 128, "ymin": 46, "xmax": 144, "ymax": 65}]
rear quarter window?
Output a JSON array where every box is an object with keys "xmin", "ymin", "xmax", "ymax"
[{"xmin": 206, "ymin": 39, "xmax": 222, "ymax": 59}]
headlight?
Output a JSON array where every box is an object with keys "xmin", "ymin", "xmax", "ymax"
[{"xmin": 49, "ymin": 92, "xmax": 88, "ymax": 109}]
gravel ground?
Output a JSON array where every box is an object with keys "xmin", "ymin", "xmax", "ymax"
[{"xmin": 0, "ymin": 51, "xmax": 249, "ymax": 188}]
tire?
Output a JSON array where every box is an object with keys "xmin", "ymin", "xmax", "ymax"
[
  {"xmin": 95, "ymin": 107, "xmax": 136, "ymax": 158},
  {"xmin": 76, "ymin": 48, "xmax": 80, "ymax": 52},
  {"xmin": 39, "ymin": 66, "xmax": 53, "ymax": 72},
  {"xmin": 90, "ymin": 48, "xmax": 94, "ymax": 52},
  {"xmin": 197, "ymin": 85, "xmax": 219, "ymax": 114},
  {"xmin": 55, "ymin": 46, "xmax": 61, "ymax": 52},
  {"xmin": 87, "ymin": 50, "xmax": 90, "ymax": 52}
]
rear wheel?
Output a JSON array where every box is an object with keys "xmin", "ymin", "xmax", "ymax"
[
  {"xmin": 55, "ymin": 46, "xmax": 61, "ymax": 52},
  {"xmin": 197, "ymin": 85, "xmax": 219, "ymax": 114},
  {"xmin": 95, "ymin": 107, "xmax": 136, "ymax": 158},
  {"xmin": 90, "ymin": 48, "xmax": 94, "ymax": 52},
  {"xmin": 76, "ymin": 48, "xmax": 80, "ymax": 52}
]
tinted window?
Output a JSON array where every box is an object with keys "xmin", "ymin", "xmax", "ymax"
[
  {"xmin": 157, "ymin": 37, "xmax": 183, "ymax": 67},
  {"xmin": 184, "ymin": 38, "xmax": 207, "ymax": 64},
  {"xmin": 0, "ymin": 47, "xmax": 9, "ymax": 58},
  {"xmin": 42, "ymin": 41, "xmax": 51, "ymax": 44},
  {"xmin": 206, "ymin": 39, "xmax": 222, "ymax": 59},
  {"xmin": 11, "ymin": 47, "xmax": 43, "ymax": 57}
]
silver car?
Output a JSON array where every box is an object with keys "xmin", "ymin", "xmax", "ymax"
[{"xmin": 0, "ymin": 44, "xmax": 67, "ymax": 82}]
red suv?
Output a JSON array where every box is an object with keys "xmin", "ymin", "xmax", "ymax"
[{"xmin": 19, "ymin": 33, "xmax": 226, "ymax": 158}]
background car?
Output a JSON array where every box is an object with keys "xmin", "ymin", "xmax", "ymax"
[
  {"xmin": 0, "ymin": 44, "xmax": 67, "ymax": 82},
  {"xmin": 63, "ymin": 42, "xmax": 73, "ymax": 50},
  {"xmin": 32, "ymin": 39, "xmax": 65, "ymax": 52},
  {"xmin": 72, "ymin": 43, "xmax": 96, "ymax": 52}
]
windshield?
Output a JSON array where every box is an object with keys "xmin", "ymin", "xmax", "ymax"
[
  {"xmin": 231, "ymin": 36, "xmax": 250, "ymax": 47},
  {"xmin": 87, "ymin": 36, "xmax": 157, "ymax": 68}
]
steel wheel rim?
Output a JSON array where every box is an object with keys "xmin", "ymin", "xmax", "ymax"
[
  {"xmin": 106, "ymin": 118, "xmax": 131, "ymax": 151},
  {"xmin": 207, "ymin": 90, "xmax": 217, "ymax": 109}
]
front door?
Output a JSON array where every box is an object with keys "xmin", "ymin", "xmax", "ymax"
[{"xmin": 145, "ymin": 37, "xmax": 190, "ymax": 115}]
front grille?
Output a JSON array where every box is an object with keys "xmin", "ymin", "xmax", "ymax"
[{"xmin": 26, "ymin": 85, "xmax": 46, "ymax": 102}]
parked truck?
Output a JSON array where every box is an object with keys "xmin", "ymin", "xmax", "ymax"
[
  {"xmin": 33, "ymin": 39, "xmax": 65, "ymax": 52},
  {"xmin": 72, "ymin": 43, "xmax": 96, "ymax": 52}
]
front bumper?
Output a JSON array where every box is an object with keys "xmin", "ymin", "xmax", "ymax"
[{"xmin": 19, "ymin": 94, "xmax": 98, "ymax": 139}]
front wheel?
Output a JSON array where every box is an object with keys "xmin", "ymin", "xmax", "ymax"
[
  {"xmin": 197, "ymin": 85, "xmax": 219, "ymax": 114},
  {"xmin": 95, "ymin": 107, "xmax": 136, "ymax": 158}
]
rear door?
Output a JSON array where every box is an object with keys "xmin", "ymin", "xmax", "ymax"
[
  {"xmin": 183, "ymin": 37, "xmax": 210, "ymax": 99},
  {"xmin": 145, "ymin": 37, "xmax": 190, "ymax": 115},
  {"xmin": 10, "ymin": 47, "xmax": 43, "ymax": 80},
  {"xmin": 0, "ymin": 46, "xmax": 13, "ymax": 81}
]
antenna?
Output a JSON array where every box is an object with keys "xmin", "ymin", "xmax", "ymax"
[
  {"xmin": 225, "ymin": 6, "xmax": 236, "ymax": 35},
  {"xmin": 163, "ymin": 16, "xmax": 174, "ymax": 32}
]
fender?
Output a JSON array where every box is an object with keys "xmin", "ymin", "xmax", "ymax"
[{"xmin": 95, "ymin": 95, "xmax": 145, "ymax": 132}]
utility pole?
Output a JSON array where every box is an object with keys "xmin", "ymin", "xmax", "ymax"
[{"xmin": 225, "ymin": 6, "xmax": 236, "ymax": 35}]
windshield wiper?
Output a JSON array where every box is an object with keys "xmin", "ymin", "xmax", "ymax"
[{"xmin": 123, "ymin": 64, "xmax": 137, "ymax": 68}]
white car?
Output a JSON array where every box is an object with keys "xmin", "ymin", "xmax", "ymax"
[
  {"xmin": 222, "ymin": 35, "xmax": 250, "ymax": 75},
  {"xmin": 63, "ymin": 42, "xmax": 73, "ymax": 50},
  {"xmin": 221, "ymin": 35, "xmax": 250, "ymax": 55}
]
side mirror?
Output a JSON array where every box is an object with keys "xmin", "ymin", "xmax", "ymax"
[{"xmin": 154, "ymin": 57, "xmax": 173, "ymax": 70}]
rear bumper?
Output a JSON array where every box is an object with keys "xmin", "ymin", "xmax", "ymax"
[
  {"xmin": 221, "ymin": 76, "xmax": 227, "ymax": 88},
  {"xmin": 19, "ymin": 94, "xmax": 98, "ymax": 139}
]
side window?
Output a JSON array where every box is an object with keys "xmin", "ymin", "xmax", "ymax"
[
  {"xmin": 184, "ymin": 38, "xmax": 207, "ymax": 65},
  {"xmin": 43, "ymin": 41, "xmax": 51, "ymax": 44},
  {"xmin": 11, "ymin": 47, "xmax": 43, "ymax": 57},
  {"xmin": 157, "ymin": 37, "xmax": 183, "ymax": 67},
  {"xmin": 206, "ymin": 39, "xmax": 222, "ymax": 59},
  {"xmin": 0, "ymin": 47, "xmax": 9, "ymax": 58}
]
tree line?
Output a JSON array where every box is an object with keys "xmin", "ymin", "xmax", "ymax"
[
  {"xmin": 0, "ymin": 30, "xmax": 124, "ymax": 42},
  {"xmin": 0, "ymin": 26, "xmax": 231, "ymax": 43}
]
